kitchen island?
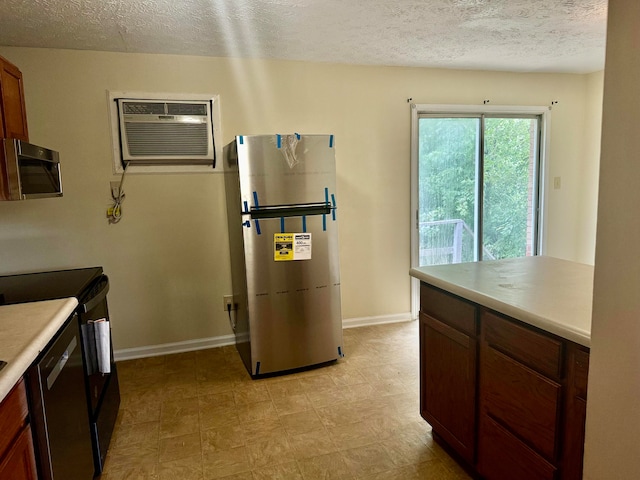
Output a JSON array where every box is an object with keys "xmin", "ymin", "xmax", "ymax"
[{"xmin": 410, "ymin": 256, "xmax": 592, "ymax": 480}]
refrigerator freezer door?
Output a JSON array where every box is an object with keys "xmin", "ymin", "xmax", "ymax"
[{"xmin": 237, "ymin": 135, "xmax": 336, "ymax": 208}]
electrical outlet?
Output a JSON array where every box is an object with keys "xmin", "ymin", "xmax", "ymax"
[
  {"xmin": 223, "ymin": 295, "xmax": 235, "ymax": 311},
  {"xmin": 110, "ymin": 181, "xmax": 120, "ymax": 198}
]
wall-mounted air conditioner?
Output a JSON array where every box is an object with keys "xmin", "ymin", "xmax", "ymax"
[{"xmin": 117, "ymin": 99, "xmax": 215, "ymax": 167}]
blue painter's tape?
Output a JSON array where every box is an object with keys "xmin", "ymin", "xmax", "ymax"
[
  {"xmin": 331, "ymin": 193, "xmax": 337, "ymax": 221},
  {"xmin": 295, "ymin": 133, "xmax": 301, "ymax": 140},
  {"xmin": 302, "ymin": 216, "xmax": 307, "ymax": 233},
  {"xmin": 243, "ymin": 201, "xmax": 249, "ymax": 214},
  {"xmin": 338, "ymin": 346, "xmax": 343, "ymax": 357},
  {"xmin": 280, "ymin": 217, "xmax": 285, "ymax": 233},
  {"xmin": 329, "ymin": 135, "xmax": 334, "ymax": 148},
  {"xmin": 323, "ymin": 187, "xmax": 329, "ymax": 231},
  {"xmin": 242, "ymin": 221, "xmax": 251, "ymax": 228},
  {"xmin": 252, "ymin": 192, "xmax": 261, "ymax": 234},
  {"xmin": 277, "ymin": 134, "xmax": 282, "ymax": 148},
  {"xmin": 256, "ymin": 362, "xmax": 261, "ymax": 375},
  {"xmin": 239, "ymin": 135, "xmax": 244, "ymax": 145}
]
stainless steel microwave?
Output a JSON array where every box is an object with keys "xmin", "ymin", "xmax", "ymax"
[{"xmin": 2, "ymin": 138, "xmax": 62, "ymax": 200}]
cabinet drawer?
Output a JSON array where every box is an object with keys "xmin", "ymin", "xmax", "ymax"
[
  {"xmin": 0, "ymin": 379, "xmax": 29, "ymax": 459},
  {"xmin": 483, "ymin": 310, "xmax": 563, "ymax": 379},
  {"xmin": 481, "ymin": 345, "xmax": 561, "ymax": 461},
  {"xmin": 420, "ymin": 283, "xmax": 477, "ymax": 337},
  {"xmin": 478, "ymin": 414, "xmax": 557, "ymax": 480}
]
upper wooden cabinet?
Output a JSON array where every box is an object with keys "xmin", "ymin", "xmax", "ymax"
[
  {"xmin": 0, "ymin": 55, "xmax": 29, "ymax": 142},
  {"xmin": 0, "ymin": 55, "xmax": 30, "ymax": 200}
]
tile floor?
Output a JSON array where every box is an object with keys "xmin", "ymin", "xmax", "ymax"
[{"xmin": 102, "ymin": 321, "xmax": 471, "ymax": 479}]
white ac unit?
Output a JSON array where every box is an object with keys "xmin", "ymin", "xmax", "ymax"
[{"xmin": 117, "ymin": 99, "xmax": 215, "ymax": 166}]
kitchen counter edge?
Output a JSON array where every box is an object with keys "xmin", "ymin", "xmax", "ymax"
[
  {"xmin": 0, "ymin": 298, "xmax": 78, "ymax": 403},
  {"xmin": 410, "ymin": 256, "xmax": 592, "ymax": 348}
]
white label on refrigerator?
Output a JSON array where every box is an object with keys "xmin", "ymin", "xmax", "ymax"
[
  {"xmin": 293, "ymin": 233, "xmax": 312, "ymax": 260},
  {"xmin": 274, "ymin": 233, "xmax": 312, "ymax": 261}
]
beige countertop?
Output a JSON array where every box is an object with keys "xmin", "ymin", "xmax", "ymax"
[
  {"xmin": 410, "ymin": 256, "xmax": 593, "ymax": 348},
  {"xmin": 0, "ymin": 298, "xmax": 78, "ymax": 403}
]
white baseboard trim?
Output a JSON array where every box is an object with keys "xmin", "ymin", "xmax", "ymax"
[
  {"xmin": 342, "ymin": 312, "xmax": 414, "ymax": 329},
  {"xmin": 114, "ymin": 334, "xmax": 236, "ymax": 362},
  {"xmin": 114, "ymin": 312, "xmax": 414, "ymax": 361}
]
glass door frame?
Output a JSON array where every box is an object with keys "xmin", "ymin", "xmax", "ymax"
[{"xmin": 410, "ymin": 104, "xmax": 551, "ymax": 320}]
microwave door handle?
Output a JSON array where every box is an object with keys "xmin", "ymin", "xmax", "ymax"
[{"xmin": 23, "ymin": 156, "xmax": 60, "ymax": 164}]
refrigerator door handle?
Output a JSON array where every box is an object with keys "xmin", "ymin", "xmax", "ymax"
[{"xmin": 246, "ymin": 202, "xmax": 332, "ymax": 219}]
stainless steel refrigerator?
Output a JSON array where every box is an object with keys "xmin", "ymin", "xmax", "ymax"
[{"xmin": 224, "ymin": 134, "xmax": 344, "ymax": 376}]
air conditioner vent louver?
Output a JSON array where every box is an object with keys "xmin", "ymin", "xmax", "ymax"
[
  {"xmin": 166, "ymin": 103, "xmax": 208, "ymax": 116},
  {"xmin": 123, "ymin": 102, "xmax": 166, "ymax": 115},
  {"xmin": 117, "ymin": 98, "xmax": 215, "ymax": 166},
  {"xmin": 124, "ymin": 123, "xmax": 209, "ymax": 156}
]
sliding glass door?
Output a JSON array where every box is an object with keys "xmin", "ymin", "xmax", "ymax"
[{"xmin": 417, "ymin": 114, "xmax": 541, "ymax": 266}]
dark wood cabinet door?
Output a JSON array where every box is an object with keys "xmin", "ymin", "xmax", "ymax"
[
  {"xmin": 0, "ymin": 380, "xmax": 37, "ymax": 480},
  {"xmin": 481, "ymin": 345, "xmax": 561, "ymax": 461},
  {"xmin": 561, "ymin": 344, "xmax": 590, "ymax": 480},
  {"xmin": 420, "ymin": 312, "xmax": 477, "ymax": 464},
  {"xmin": 0, "ymin": 56, "xmax": 29, "ymax": 141},
  {"xmin": 0, "ymin": 426, "xmax": 38, "ymax": 480},
  {"xmin": 478, "ymin": 414, "xmax": 557, "ymax": 480}
]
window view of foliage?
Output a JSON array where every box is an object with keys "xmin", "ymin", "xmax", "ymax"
[{"xmin": 418, "ymin": 116, "xmax": 536, "ymax": 266}]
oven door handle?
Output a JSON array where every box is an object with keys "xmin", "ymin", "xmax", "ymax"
[{"xmin": 80, "ymin": 275, "xmax": 110, "ymax": 313}]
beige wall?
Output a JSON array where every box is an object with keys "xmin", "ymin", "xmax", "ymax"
[
  {"xmin": 0, "ymin": 47, "xmax": 602, "ymax": 352},
  {"xmin": 584, "ymin": 0, "xmax": 640, "ymax": 477},
  {"xmin": 575, "ymin": 71, "xmax": 604, "ymax": 262}
]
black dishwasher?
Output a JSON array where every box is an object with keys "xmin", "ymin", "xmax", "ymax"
[{"xmin": 27, "ymin": 313, "xmax": 95, "ymax": 479}]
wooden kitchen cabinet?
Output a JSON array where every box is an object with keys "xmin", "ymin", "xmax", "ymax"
[
  {"xmin": 419, "ymin": 282, "xmax": 590, "ymax": 480},
  {"xmin": 0, "ymin": 54, "xmax": 29, "ymax": 201},
  {"xmin": 0, "ymin": 379, "xmax": 38, "ymax": 480},
  {"xmin": 0, "ymin": 55, "xmax": 29, "ymax": 141},
  {"xmin": 478, "ymin": 310, "xmax": 562, "ymax": 480},
  {"xmin": 419, "ymin": 284, "xmax": 478, "ymax": 464},
  {"xmin": 560, "ymin": 344, "xmax": 590, "ymax": 480}
]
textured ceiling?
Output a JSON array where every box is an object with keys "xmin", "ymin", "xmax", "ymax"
[{"xmin": 0, "ymin": 0, "xmax": 608, "ymax": 73}]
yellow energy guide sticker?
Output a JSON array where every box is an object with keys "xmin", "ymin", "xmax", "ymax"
[
  {"xmin": 274, "ymin": 233, "xmax": 312, "ymax": 261},
  {"xmin": 274, "ymin": 233, "xmax": 294, "ymax": 261}
]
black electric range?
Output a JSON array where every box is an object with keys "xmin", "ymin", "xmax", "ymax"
[
  {"xmin": 0, "ymin": 267, "xmax": 120, "ymax": 479},
  {"xmin": 0, "ymin": 267, "xmax": 103, "ymax": 305}
]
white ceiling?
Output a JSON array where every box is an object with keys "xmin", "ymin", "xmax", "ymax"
[{"xmin": 0, "ymin": 0, "xmax": 608, "ymax": 73}]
